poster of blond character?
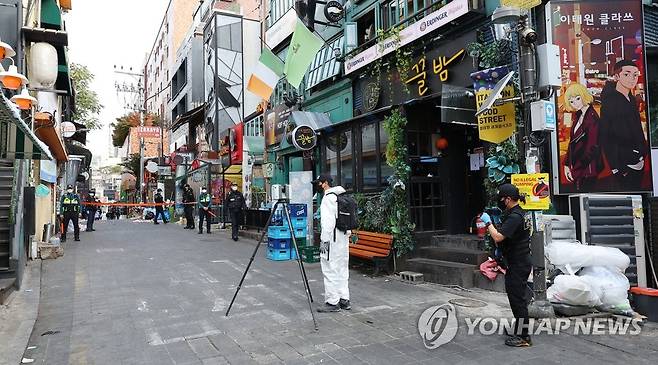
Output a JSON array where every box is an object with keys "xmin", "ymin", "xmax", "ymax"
[{"xmin": 550, "ymin": 0, "xmax": 652, "ymax": 193}]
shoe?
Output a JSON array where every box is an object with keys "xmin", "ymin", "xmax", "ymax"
[
  {"xmin": 74, "ymin": 238, "xmax": 80, "ymax": 242},
  {"xmin": 339, "ymin": 299, "xmax": 351, "ymax": 310},
  {"xmin": 198, "ymin": 231, "xmax": 203, "ymax": 234},
  {"xmin": 164, "ymin": 221, "xmax": 168, "ymax": 224},
  {"xmin": 154, "ymin": 222, "xmax": 160, "ymax": 225},
  {"xmin": 207, "ymin": 231, "xmax": 211, "ymax": 234},
  {"xmin": 91, "ymin": 229, "xmax": 96, "ymax": 231},
  {"xmin": 184, "ymin": 226, "xmax": 190, "ymax": 229},
  {"xmin": 317, "ymin": 303, "xmax": 341, "ymax": 313},
  {"xmin": 233, "ymin": 237, "xmax": 238, "ymax": 241},
  {"xmin": 505, "ymin": 336, "xmax": 532, "ymax": 347}
]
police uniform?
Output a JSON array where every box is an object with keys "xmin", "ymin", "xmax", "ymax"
[
  {"xmin": 85, "ymin": 192, "xmax": 99, "ymax": 232},
  {"xmin": 182, "ymin": 185, "xmax": 195, "ymax": 229},
  {"xmin": 198, "ymin": 191, "xmax": 211, "ymax": 233},
  {"xmin": 154, "ymin": 190, "xmax": 167, "ymax": 224},
  {"xmin": 226, "ymin": 188, "xmax": 246, "ymax": 241},
  {"xmin": 60, "ymin": 189, "xmax": 81, "ymax": 241}
]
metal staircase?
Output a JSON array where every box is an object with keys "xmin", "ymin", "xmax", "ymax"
[{"xmin": 0, "ymin": 159, "xmax": 14, "ymax": 278}]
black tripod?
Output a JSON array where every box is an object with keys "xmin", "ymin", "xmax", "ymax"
[{"xmin": 226, "ymin": 198, "xmax": 318, "ymax": 330}]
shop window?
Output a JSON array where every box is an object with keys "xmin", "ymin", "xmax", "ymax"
[
  {"xmin": 379, "ymin": 122, "xmax": 394, "ymax": 185},
  {"xmin": 361, "ymin": 123, "xmax": 379, "ymax": 189},
  {"xmin": 357, "ymin": 9, "xmax": 376, "ymax": 46},
  {"xmin": 326, "ymin": 135, "xmax": 339, "ymax": 181},
  {"xmin": 381, "ymin": 0, "xmax": 424, "ymax": 30},
  {"xmin": 340, "ymin": 131, "xmax": 354, "ymax": 190}
]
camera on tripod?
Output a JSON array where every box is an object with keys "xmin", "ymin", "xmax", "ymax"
[{"xmin": 271, "ymin": 184, "xmax": 290, "ymax": 201}]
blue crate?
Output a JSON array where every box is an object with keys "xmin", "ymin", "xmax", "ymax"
[
  {"xmin": 290, "ymin": 217, "xmax": 307, "ymax": 229},
  {"xmin": 288, "ymin": 204, "xmax": 308, "ymax": 218},
  {"xmin": 293, "ymin": 227, "xmax": 307, "ymax": 238},
  {"xmin": 267, "ymin": 248, "xmax": 293, "ymax": 261},
  {"xmin": 268, "ymin": 238, "xmax": 291, "ymax": 249},
  {"xmin": 290, "ymin": 247, "xmax": 298, "ymax": 260},
  {"xmin": 268, "ymin": 225, "xmax": 291, "ymax": 239}
]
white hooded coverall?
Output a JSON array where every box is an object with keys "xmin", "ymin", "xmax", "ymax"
[{"xmin": 320, "ymin": 186, "xmax": 350, "ymax": 306}]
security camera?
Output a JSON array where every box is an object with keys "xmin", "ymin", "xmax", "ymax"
[{"xmin": 520, "ymin": 26, "xmax": 537, "ymax": 45}]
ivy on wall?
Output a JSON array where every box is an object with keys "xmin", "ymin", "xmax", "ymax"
[{"xmin": 355, "ymin": 109, "xmax": 415, "ymax": 256}]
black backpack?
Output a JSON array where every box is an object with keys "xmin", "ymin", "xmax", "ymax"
[{"xmin": 328, "ymin": 192, "xmax": 358, "ymax": 232}]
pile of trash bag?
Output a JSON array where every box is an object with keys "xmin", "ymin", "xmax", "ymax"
[{"xmin": 546, "ymin": 241, "xmax": 634, "ymax": 316}]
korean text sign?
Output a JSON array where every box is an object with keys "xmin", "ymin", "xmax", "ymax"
[{"xmin": 549, "ymin": 0, "xmax": 652, "ymax": 194}]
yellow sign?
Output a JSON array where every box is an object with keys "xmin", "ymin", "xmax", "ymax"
[
  {"xmin": 511, "ymin": 173, "xmax": 551, "ymax": 210},
  {"xmin": 501, "ymin": 0, "xmax": 542, "ymax": 10},
  {"xmin": 476, "ymin": 86, "xmax": 516, "ymax": 143}
]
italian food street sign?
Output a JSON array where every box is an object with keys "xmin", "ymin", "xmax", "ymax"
[{"xmin": 471, "ymin": 66, "xmax": 516, "ymax": 144}]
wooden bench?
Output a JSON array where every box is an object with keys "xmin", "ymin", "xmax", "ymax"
[{"xmin": 349, "ymin": 230, "xmax": 394, "ymax": 275}]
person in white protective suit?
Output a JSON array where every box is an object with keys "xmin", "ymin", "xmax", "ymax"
[{"xmin": 314, "ymin": 174, "xmax": 351, "ymax": 313}]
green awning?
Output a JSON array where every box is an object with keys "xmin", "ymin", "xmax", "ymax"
[
  {"xmin": 41, "ymin": 0, "xmax": 62, "ymax": 30},
  {"xmin": 0, "ymin": 95, "xmax": 54, "ymax": 160},
  {"xmin": 244, "ymin": 136, "xmax": 264, "ymax": 155}
]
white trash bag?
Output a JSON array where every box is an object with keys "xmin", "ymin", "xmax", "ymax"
[
  {"xmin": 546, "ymin": 241, "xmax": 630, "ymax": 274},
  {"xmin": 546, "ymin": 274, "xmax": 602, "ymax": 307},
  {"xmin": 579, "ymin": 266, "xmax": 633, "ymax": 316}
]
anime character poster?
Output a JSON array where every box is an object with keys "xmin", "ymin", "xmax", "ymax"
[{"xmin": 549, "ymin": 0, "xmax": 652, "ymax": 194}]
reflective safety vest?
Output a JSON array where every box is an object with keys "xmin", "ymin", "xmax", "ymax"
[
  {"xmin": 199, "ymin": 193, "xmax": 210, "ymax": 207},
  {"xmin": 62, "ymin": 195, "xmax": 80, "ymax": 213}
]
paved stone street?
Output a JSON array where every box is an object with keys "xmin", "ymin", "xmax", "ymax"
[{"xmin": 19, "ymin": 220, "xmax": 658, "ymax": 364}]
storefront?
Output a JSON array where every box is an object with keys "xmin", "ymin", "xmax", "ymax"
[{"xmin": 318, "ymin": 29, "xmax": 486, "ymax": 237}]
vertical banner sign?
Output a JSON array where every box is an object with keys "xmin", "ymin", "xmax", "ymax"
[
  {"xmin": 549, "ymin": 0, "xmax": 652, "ymax": 194},
  {"xmin": 512, "ymin": 173, "xmax": 551, "ymax": 210},
  {"xmin": 471, "ymin": 66, "xmax": 516, "ymax": 143}
]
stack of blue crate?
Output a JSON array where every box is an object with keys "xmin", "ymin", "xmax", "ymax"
[{"xmin": 266, "ymin": 204, "xmax": 308, "ymax": 261}]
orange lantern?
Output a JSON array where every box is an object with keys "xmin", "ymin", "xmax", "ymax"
[
  {"xmin": 0, "ymin": 37, "xmax": 16, "ymax": 60},
  {"xmin": 435, "ymin": 137, "xmax": 449, "ymax": 150},
  {"xmin": 0, "ymin": 64, "xmax": 28, "ymax": 90},
  {"xmin": 11, "ymin": 89, "xmax": 37, "ymax": 110}
]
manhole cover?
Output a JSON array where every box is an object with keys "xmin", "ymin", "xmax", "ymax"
[{"xmin": 448, "ymin": 298, "xmax": 487, "ymax": 308}]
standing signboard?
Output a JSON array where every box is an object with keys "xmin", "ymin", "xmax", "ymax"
[{"xmin": 548, "ymin": 0, "xmax": 652, "ymax": 194}]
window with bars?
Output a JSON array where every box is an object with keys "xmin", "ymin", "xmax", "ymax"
[
  {"xmin": 306, "ymin": 36, "xmax": 345, "ymax": 90},
  {"xmin": 268, "ymin": 0, "xmax": 295, "ymax": 28},
  {"xmin": 244, "ymin": 115, "xmax": 264, "ymax": 137}
]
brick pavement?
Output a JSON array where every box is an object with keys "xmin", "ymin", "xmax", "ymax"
[{"xmin": 19, "ymin": 220, "xmax": 658, "ymax": 364}]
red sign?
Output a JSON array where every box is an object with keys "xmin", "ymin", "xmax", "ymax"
[{"xmin": 136, "ymin": 126, "xmax": 161, "ymax": 138}]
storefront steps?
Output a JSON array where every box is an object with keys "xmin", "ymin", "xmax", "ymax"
[{"xmin": 404, "ymin": 234, "xmax": 505, "ymax": 292}]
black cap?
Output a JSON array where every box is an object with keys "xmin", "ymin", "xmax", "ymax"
[
  {"xmin": 230, "ymin": 182, "xmax": 238, "ymax": 186},
  {"xmin": 67, "ymin": 184, "xmax": 73, "ymax": 189},
  {"xmin": 497, "ymin": 183, "xmax": 520, "ymax": 200},
  {"xmin": 157, "ymin": 188, "xmax": 162, "ymax": 192},
  {"xmin": 312, "ymin": 174, "xmax": 333, "ymax": 184}
]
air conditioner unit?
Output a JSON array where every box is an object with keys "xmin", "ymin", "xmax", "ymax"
[{"xmin": 569, "ymin": 194, "xmax": 647, "ymax": 287}]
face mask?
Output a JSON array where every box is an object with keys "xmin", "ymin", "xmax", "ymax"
[
  {"xmin": 201, "ymin": 189, "xmax": 207, "ymax": 194},
  {"xmin": 497, "ymin": 197, "xmax": 507, "ymax": 211},
  {"xmin": 231, "ymin": 186, "xmax": 238, "ymax": 191},
  {"xmin": 90, "ymin": 193, "xmax": 94, "ymax": 197},
  {"xmin": 67, "ymin": 189, "xmax": 73, "ymax": 194}
]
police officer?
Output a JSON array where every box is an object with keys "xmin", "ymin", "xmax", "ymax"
[
  {"xmin": 480, "ymin": 183, "xmax": 532, "ymax": 347},
  {"xmin": 84, "ymin": 189, "xmax": 99, "ymax": 232},
  {"xmin": 154, "ymin": 188, "xmax": 168, "ymax": 224},
  {"xmin": 198, "ymin": 187, "xmax": 212, "ymax": 234},
  {"xmin": 60, "ymin": 184, "xmax": 81, "ymax": 242},
  {"xmin": 182, "ymin": 184, "xmax": 195, "ymax": 229},
  {"xmin": 226, "ymin": 183, "xmax": 246, "ymax": 241}
]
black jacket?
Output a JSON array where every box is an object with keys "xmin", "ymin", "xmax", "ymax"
[
  {"xmin": 183, "ymin": 188, "xmax": 195, "ymax": 204},
  {"xmin": 599, "ymin": 82, "xmax": 648, "ymax": 175},
  {"xmin": 226, "ymin": 190, "xmax": 247, "ymax": 211},
  {"xmin": 85, "ymin": 195, "xmax": 98, "ymax": 212},
  {"xmin": 497, "ymin": 205, "xmax": 531, "ymax": 262}
]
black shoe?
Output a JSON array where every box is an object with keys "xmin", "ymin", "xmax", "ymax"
[
  {"xmin": 184, "ymin": 226, "xmax": 190, "ymax": 229},
  {"xmin": 198, "ymin": 231, "xmax": 203, "ymax": 234},
  {"xmin": 317, "ymin": 303, "xmax": 341, "ymax": 313},
  {"xmin": 74, "ymin": 238, "xmax": 80, "ymax": 242},
  {"xmin": 91, "ymin": 229, "xmax": 96, "ymax": 231},
  {"xmin": 207, "ymin": 231, "xmax": 211, "ymax": 234},
  {"xmin": 339, "ymin": 299, "xmax": 351, "ymax": 310},
  {"xmin": 505, "ymin": 336, "xmax": 532, "ymax": 347},
  {"xmin": 232, "ymin": 237, "xmax": 238, "ymax": 241},
  {"xmin": 154, "ymin": 222, "xmax": 160, "ymax": 225},
  {"xmin": 164, "ymin": 221, "xmax": 168, "ymax": 224}
]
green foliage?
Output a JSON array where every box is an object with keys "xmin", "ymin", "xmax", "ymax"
[
  {"xmin": 367, "ymin": 26, "xmax": 412, "ymax": 99},
  {"xmin": 484, "ymin": 139, "xmax": 521, "ymax": 206},
  {"xmin": 249, "ymin": 185, "xmax": 266, "ymax": 209},
  {"xmin": 383, "ymin": 109, "xmax": 415, "ymax": 256},
  {"xmin": 120, "ymin": 153, "xmax": 141, "ymax": 187},
  {"xmin": 70, "ymin": 63, "xmax": 103, "ymax": 130},
  {"xmin": 355, "ymin": 193, "xmax": 392, "ymax": 234},
  {"xmin": 466, "ymin": 40, "xmax": 511, "ymax": 70}
]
